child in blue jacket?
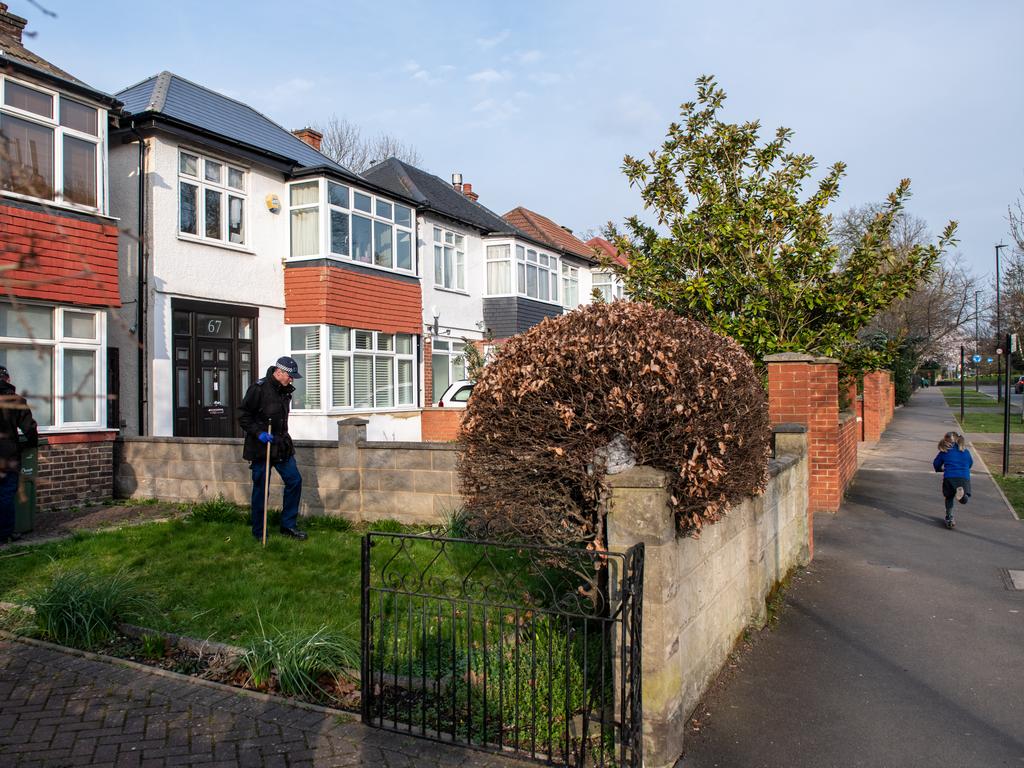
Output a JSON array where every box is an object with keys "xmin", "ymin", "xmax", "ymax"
[{"xmin": 933, "ymin": 431, "xmax": 972, "ymax": 529}]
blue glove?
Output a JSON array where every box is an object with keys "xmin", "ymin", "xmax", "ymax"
[{"xmin": 258, "ymin": 431, "xmax": 275, "ymax": 444}]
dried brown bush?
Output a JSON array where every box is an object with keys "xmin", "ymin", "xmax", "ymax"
[{"xmin": 459, "ymin": 302, "xmax": 771, "ymax": 545}]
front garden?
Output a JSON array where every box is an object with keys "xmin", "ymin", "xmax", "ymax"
[{"xmin": 0, "ymin": 499, "xmax": 462, "ymax": 710}]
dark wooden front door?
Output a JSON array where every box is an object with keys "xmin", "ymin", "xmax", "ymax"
[
  {"xmin": 197, "ymin": 340, "xmax": 233, "ymax": 437},
  {"xmin": 171, "ymin": 300, "xmax": 257, "ymax": 438}
]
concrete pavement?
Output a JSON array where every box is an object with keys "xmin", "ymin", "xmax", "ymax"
[{"xmin": 682, "ymin": 387, "xmax": 1024, "ymax": 768}]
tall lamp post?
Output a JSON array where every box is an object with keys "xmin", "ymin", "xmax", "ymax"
[
  {"xmin": 997, "ymin": 243, "xmax": 1008, "ymax": 400},
  {"xmin": 975, "ymin": 289, "xmax": 981, "ymax": 392}
]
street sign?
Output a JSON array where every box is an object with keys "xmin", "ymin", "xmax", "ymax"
[
  {"xmin": 972, "ymin": 355, "xmax": 982, "ymax": 363},
  {"xmin": 988, "ymin": 357, "xmax": 994, "ymax": 363}
]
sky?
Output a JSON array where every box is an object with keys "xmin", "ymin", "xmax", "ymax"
[{"xmin": 14, "ymin": 0, "xmax": 1024, "ymax": 280}]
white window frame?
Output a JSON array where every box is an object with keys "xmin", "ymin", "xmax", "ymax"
[
  {"xmin": 0, "ymin": 301, "xmax": 106, "ymax": 432},
  {"xmin": 593, "ymin": 271, "xmax": 625, "ymax": 302},
  {"xmin": 177, "ymin": 148, "xmax": 248, "ymax": 248},
  {"xmin": 432, "ymin": 226, "xmax": 467, "ymax": 292},
  {"xmin": 431, "ymin": 337, "xmax": 467, "ymax": 404},
  {"xmin": 287, "ymin": 179, "xmax": 416, "ymax": 276},
  {"xmin": 0, "ymin": 74, "xmax": 107, "ymax": 214},
  {"xmin": 288, "ymin": 324, "xmax": 417, "ymax": 412},
  {"xmin": 484, "ymin": 239, "xmax": 560, "ymax": 304},
  {"xmin": 561, "ymin": 263, "xmax": 580, "ymax": 309}
]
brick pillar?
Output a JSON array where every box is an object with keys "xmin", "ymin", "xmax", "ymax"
[
  {"xmin": 887, "ymin": 372, "xmax": 895, "ymax": 425},
  {"xmin": 766, "ymin": 352, "xmax": 841, "ymax": 516},
  {"xmin": 862, "ymin": 371, "xmax": 886, "ymax": 441}
]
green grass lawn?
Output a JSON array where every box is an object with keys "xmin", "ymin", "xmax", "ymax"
[
  {"xmin": 940, "ymin": 388, "xmax": 1000, "ymax": 407},
  {"xmin": 0, "ymin": 514, "xmax": 404, "ymax": 646},
  {"xmin": 992, "ymin": 475, "xmax": 1024, "ymax": 520},
  {"xmin": 954, "ymin": 412, "xmax": 1024, "ymax": 434}
]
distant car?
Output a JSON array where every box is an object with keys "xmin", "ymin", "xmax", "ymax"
[
  {"xmin": 437, "ymin": 379, "xmax": 474, "ymax": 408},
  {"xmin": 1015, "ymin": 376, "xmax": 1024, "ymax": 394}
]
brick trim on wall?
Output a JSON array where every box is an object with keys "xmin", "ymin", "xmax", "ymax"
[
  {"xmin": 284, "ymin": 263, "xmax": 422, "ymax": 334},
  {"xmin": 0, "ymin": 201, "xmax": 120, "ymax": 307}
]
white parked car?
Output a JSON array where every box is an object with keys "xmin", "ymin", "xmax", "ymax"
[{"xmin": 437, "ymin": 379, "xmax": 474, "ymax": 408}]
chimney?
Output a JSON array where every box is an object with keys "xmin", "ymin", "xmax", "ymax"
[
  {"xmin": 0, "ymin": 3, "xmax": 28, "ymax": 44},
  {"xmin": 292, "ymin": 127, "xmax": 323, "ymax": 152},
  {"xmin": 462, "ymin": 182, "xmax": 479, "ymax": 203},
  {"xmin": 451, "ymin": 172, "xmax": 463, "ymax": 193}
]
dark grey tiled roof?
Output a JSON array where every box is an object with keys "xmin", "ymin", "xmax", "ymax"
[
  {"xmin": 116, "ymin": 72, "xmax": 359, "ymax": 180},
  {"xmin": 364, "ymin": 158, "xmax": 526, "ymax": 237}
]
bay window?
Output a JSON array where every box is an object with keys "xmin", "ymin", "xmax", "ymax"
[
  {"xmin": 433, "ymin": 227, "xmax": 466, "ymax": 291},
  {"xmin": 0, "ymin": 302, "xmax": 104, "ymax": 429},
  {"xmin": 289, "ymin": 325, "xmax": 416, "ymax": 411},
  {"xmin": 179, "ymin": 149, "xmax": 247, "ymax": 246},
  {"xmin": 290, "ymin": 179, "xmax": 414, "ymax": 273},
  {"xmin": 485, "ymin": 241, "xmax": 559, "ymax": 302},
  {"xmin": 0, "ymin": 76, "xmax": 103, "ymax": 210}
]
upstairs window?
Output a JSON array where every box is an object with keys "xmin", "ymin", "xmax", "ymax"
[
  {"xmin": 561, "ymin": 263, "xmax": 579, "ymax": 308},
  {"xmin": 433, "ymin": 226, "xmax": 465, "ymax": 291},
  {"xmin": 179, "ymin": 149, "xmax": 247, "ymax": 246},
  {"xmin": 290, "ymin": 179, "xmax": 414, "ymax": 274},
  {"xmin": 0, "ymin": 77, "xmax": 103, "ymax": 210},
  {"xmin": 485, "ymin": 241, "xmax": 559, "ymax": 303},
  {"xmin": 515, "ymin": 245, "xmax": 559, "ymax": 302}
]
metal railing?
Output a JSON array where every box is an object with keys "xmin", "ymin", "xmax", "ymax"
[{"xmin": 361, "ymin": 532, "xmax": 644, "ymax": 767}]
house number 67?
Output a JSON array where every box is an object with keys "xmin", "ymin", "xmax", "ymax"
[{"xmin": 207, "ymin": 320, "xmax": 222, "ymax": 334}]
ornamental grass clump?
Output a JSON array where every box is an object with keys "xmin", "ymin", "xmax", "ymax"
[
  {"xmin": 25, "ymin": 568, "xmax": 152, "ymax": 649},
  {"xmin": 459, "ymin": 301, "xmax": 771, "ymax": 544}
]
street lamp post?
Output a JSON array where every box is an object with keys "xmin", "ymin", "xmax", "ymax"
[
  {"xmin": 975, "ymin": 289, "xmax": 981, "ymax": 392},
  {"xmin": 996, "ymin": 243, "xmax": 1008, "ymax": 401}
]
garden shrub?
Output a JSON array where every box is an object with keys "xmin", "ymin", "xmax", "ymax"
[{"xmin": 459, "ymin": 302, "xmax": 771, "ymax": 544}]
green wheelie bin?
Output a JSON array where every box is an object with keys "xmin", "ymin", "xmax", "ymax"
[{"xmin": 14, "ymin": 442, "xmax": 37, "ymax": 534}]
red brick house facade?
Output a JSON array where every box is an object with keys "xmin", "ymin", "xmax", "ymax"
[{"xmin": 0, "ymin": 3, "xmax": 122, "ymax": 511}]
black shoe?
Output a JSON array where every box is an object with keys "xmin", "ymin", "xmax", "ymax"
[{"xmin": 279, "ymin": 527, "xmax": 308, "ymax": 540}]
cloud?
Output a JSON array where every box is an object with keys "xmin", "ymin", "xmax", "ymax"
[
  {"xmin": 403, "ymin": 60, "xmax": 449, "ymax": 86},
  {"xmin": 468, "ymin": 68, "xmax": 508, "ymax": 84},
  {"xmin": 476, "ymin": 30, "xmax": 510, "ymax": 49},
  {"xmin": 516, "ymin": 49, "xmax": 543, "ymax": 64},
  {"xmin": 595, "ymin": 93, "xmax": 663, "ymax": 138},
  {"xmin": 529, "ymin": 72, "xmax": 564, "ymax": 86},
  {"xmin": 469, "ymin": 97, "xmax": 521, "ymax": 127}
]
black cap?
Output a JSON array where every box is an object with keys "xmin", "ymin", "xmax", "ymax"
[
  {"xmin": 275, "ymin": 356, "xmax": 302, "ymax": 379},
  {"xmin": 0, "ymin": 366, "xmax": 9, "ymax": 380}
]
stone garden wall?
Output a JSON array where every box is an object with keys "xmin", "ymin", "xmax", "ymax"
[{"xmin": 114, "ymin": 418, "xmax": 460, "ymax": 524}]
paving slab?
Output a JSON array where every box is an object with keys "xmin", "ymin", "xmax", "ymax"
[
  {"xmin": 0, "ymin": 636, "xmax": 530, "ymax": 767},
  {"xmin": 681, "ymin": 387, "xmax": 1024, "ymax": 768}
]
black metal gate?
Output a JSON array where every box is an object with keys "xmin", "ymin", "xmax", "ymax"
[{"xmin": 361, "ymin": 532, "xmax": 643, "ymax": 767}]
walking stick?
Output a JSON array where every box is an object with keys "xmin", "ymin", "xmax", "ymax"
[{"xmin": 262, "ymin": 424, "xmax": 272, "ymax": 548}]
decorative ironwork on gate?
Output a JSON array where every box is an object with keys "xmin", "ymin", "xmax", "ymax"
[{"xmin": 361, "ymin": 533, "xmax": 644, "ymax": 767}]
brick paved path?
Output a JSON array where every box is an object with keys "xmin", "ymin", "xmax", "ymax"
[{"xmin": 0, "ymin": 638, "xmax": 528, "ymax": 768}]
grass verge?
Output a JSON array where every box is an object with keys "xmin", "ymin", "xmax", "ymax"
[
  {"xmin": 991, "ymin": 475, "xmax": 1024, "ymax": 520},
  {"xmin": 954, "ymin": 412, "xmax": 1024, "ymax": 434}
]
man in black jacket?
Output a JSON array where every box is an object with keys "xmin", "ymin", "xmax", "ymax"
[
  {"xmin": 0, "ymin": 366, "xmax": 38, "ymax": 544},
  {"xmin": 238, "ymin": 356, "xmax": 307, "ymax": 541}
]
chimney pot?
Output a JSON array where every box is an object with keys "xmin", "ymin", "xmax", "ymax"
[
  {"xmin": 292, "ymin": 127, "xmax": 323, "ymax": 152},
  {"xmin": 462, "ymin": 182, "xmax": 479, "ymax": 203}
]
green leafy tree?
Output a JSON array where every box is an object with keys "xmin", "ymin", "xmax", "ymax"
[{"xmin": 608, "ymin": 76, "xmax": 957, "ymax": 370}]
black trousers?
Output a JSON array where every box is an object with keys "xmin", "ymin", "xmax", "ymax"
[{"xmin": 941, "ymin": 477, "xmax": 970, "ymax": 516}]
